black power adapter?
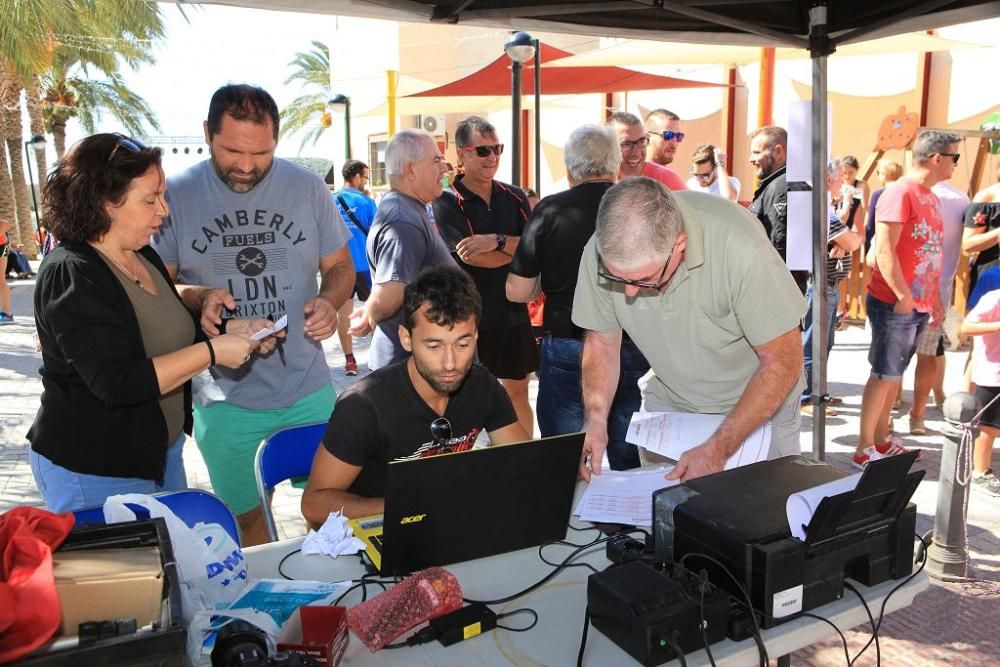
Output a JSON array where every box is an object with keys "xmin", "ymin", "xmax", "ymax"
[{"xmin": 429, "ymin": 603, "xmax": 498, "ymax": 646}]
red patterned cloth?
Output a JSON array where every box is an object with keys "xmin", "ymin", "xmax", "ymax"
[{"xmin": 0, "ymin": 507, "xmax": 75, "ymax": 662}]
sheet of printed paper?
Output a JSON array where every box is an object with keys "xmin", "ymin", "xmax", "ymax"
[
  {"xmin": 626, "ymin": 412, "xmax": 771, "ymax": 470},
  {"xmin": 574, "ymin": 468, "xmax": 678, "ymax": 526},
  {"xmin": 250, "ymin": 314, "xmax": 288, "ymax": 341}
]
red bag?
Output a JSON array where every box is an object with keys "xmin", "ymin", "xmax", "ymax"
[{"xmin": 0, "ymin": 507, "xmax": 75, "ymax": 662}]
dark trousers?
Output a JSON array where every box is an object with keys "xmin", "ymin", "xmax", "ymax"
[{"xmin": 537, "ymin": 335, "xmax": 650, "ymax": 470}]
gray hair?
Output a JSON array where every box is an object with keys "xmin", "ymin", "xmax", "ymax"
[
  {"xmin": 386, "ymin": 129, "xmax": 433, "ymax": 183},
  {"xmin": 912, "ymin": 130, "xmax": 961, "ymax": 164},
  {"xmin": 565, "ymin": 125, "xmax": 621, "ymax": 182},
  {"xmin": 596, "ymin": 177, "xmax": 683, "ymax": 268},
  {"xmin": 827, "ymin": 157, "xmax": 842, "ymax": 179},
  {"xmin": 455, "ymin": 116, "xmax": 497, "ymax": 147}
]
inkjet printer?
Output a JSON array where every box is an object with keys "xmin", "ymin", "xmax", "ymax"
[{"xmin": 654, "ymin": 453, "xmax": 923, "ymax": 627}]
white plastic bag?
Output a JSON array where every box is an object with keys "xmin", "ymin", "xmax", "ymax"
[{"xmin": 102, "ymin": 493, "xmax": 248, "ymax": 622}]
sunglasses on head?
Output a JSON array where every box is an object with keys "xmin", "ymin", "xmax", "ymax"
[
  {"xmin": 936, "ymin": 152, "xmax": 960, "ymax": 164},
  {"xmin": 107, "ymin": 134, "xmax": 148, "ymax": 162},
  {"xmin": 463, "ymin": 144, "xmax": 504, "ymax": 158},
  {"xmin": 648, "ymin": 130, "xmax": 685, "ymax": 142}
]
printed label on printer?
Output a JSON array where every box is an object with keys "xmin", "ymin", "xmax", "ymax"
[{"xmin": 772, "ymin": 585, "xmax": 804, "ymax": 618}]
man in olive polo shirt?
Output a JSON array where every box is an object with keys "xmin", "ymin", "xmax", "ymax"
[{"xmin": 572, "ymin": 177, "xmax": 807, "ymax": 482}]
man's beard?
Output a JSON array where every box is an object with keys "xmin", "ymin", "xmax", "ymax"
[
  {"xmin": 210, "ymin": 154, "xmax": 269, "ymax": 193},
  {"xmin": 413, "ymin": 354, "xmax": 472, "ymax": 395}
]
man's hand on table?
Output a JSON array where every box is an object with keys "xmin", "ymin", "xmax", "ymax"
[{"xmin": 666, "ymin": 438, "xmax": 728, "ymax": 482}]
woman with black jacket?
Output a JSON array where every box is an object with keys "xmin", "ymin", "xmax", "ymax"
[{"xmin": 28, "ymin": 133, "xmax": 279, "ymax": 512}]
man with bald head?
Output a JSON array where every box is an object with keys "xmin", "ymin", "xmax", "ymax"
[{"xmin": 572, "ymin": 177, "xmax": 806, "ymax": 483}]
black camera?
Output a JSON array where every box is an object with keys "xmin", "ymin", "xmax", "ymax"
[{"xmin": 211, "ymin": 620, "xmax": 321, "ymax": 667}]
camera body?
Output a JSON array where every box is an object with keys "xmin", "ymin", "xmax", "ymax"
[{"xmin": 211, "ymin": 621, "xmax": 322, "ymax": 667}]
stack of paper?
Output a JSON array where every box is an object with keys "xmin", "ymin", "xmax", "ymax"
[{"xmin": 574, "ymin": 468, "xmax": 677, "ymax": 526}]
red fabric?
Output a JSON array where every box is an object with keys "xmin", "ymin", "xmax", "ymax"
[
  {"xmin": 0, "ymin": 507, "xmax": 75, "ymax": 662},
  {"xmin": 642, "ymin": 162, "xmax": 688, "ymax": 191},
  {"xmin": 528, "ymin": 293, "xmax": 545, "ymax": 328},
  {"xmin": 868, "ymin": 177, "xmax": 944, "ymax": 315},
  {"xmin": 407, "ymin": 43, "xmax": 724, "ymax": 97}
]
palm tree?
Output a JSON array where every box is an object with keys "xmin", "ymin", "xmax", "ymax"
[
  {"xmin": 41, "ymin": 59, "xmax": 161, "ymax": 159},
  {"xmin": 279, "ymin": 40, "xmax": 334, "ymax": 153},
  {"xmin": 0, "ymin": 1, "xmax": 164, "ymax": 256},
  {"xmin": 0, "ymin": 0, "xmax": 84, "ymax": 253}
]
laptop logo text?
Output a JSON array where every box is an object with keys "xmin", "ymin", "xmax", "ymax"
[{"xmin": 400, "ymin": 514, "xmax": 427, "ymax": 525}]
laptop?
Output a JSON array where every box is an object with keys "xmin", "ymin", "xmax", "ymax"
[{"xmin": 348, "ymin": 432, "xmax": 584, "ymax": 575}]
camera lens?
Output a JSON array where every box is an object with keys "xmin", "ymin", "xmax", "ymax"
[{"xmin": 211, "ymin": 620, "xmax": 269, "ymax": 667}]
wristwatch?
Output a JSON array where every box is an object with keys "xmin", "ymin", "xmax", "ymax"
[{"xmin": 495, "ymin": 233, "xmax": 507, "ymax": 251}]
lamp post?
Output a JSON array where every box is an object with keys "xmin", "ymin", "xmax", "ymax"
[
  {"xmin": 504, "ymin": 31, "xmax": 536, "ymax": 189},
  {"xmin": 24, "ymin": 134, "xmax": 46, "ymax": 232},
  {"xmin": 328, "ymin": 94, "xmax": 352, "ymax": 160}
]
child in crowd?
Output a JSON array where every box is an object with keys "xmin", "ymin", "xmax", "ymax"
[{"xmin": 960, "ymin": 288, "xmax": 1000, "ymax": 496}]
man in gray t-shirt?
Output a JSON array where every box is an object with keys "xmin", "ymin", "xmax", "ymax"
[
  {"xmin": 348, "ymin": 129, "xmax": 456, "ymax": 369},
  {"xmin": 151, "ymin": 84, "xmax": 354, "ymax": 546}
]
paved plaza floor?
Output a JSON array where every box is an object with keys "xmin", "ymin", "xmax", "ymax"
[{"xmin": 1, "ymin": 272, "xmax": 997, "ymax": 665}]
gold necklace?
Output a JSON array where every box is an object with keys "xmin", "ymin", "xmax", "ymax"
[{"xmin": 95, "ymin": 244, "xmax": 143, "ymax": 288}]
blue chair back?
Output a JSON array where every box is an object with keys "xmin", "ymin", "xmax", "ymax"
[
  {"xmin": 72, "ymin": 488, "xmax": 241, "ymax": 546},
  {"xmin": 254, "ymin": 421, "xmax": 327, "ymax": 542}
]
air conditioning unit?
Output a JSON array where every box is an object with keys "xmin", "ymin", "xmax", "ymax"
[{"xmin": 420, "ymin": 114, "xmax": 446, "ymax": 135}]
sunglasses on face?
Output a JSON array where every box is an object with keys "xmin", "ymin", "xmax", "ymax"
[
  {"xmin": 692, "ymin": 168, "xmax": 715, "ymax": 180},
  {"xmin": 619, "ymin": 136, "xmax": 650, "ymax": 151},
  {"xmin": 107, "ymin": 134, "xmax": 148, "ymax": 162},
  {"xmin": 463, "ymin": 144, "xmax": 504, "ymax": 158},
  {"xmin": 648, "ymin": 130, "xmax": 685, "ymax": 142},
  {"xmin": 597, "ymin": 253, "xmax": 671, "ymax": 291},
  {"xmin": 936, "ymin": 152, "xmax": 960, "ymax": 164}
]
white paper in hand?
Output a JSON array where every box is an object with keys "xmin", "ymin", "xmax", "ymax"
[
  {"xmin": 250, "ymin": 314, "xmax": 288, "ymax": 341},
  {"xmin": 626, "ymin": 412, "xmax": 770, "ymax": 470}
]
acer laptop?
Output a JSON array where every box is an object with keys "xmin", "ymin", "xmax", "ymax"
[{"xmin": 348, "ymin": 432, "xmax": 584, "ymax": 575}]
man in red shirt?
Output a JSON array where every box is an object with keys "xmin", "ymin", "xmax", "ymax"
[
  {"xmin": 855, "ymin": 130, "xmax": 959, "ymax": 469},
  {"xmin": 607, "ymin": 112, "xmax": 686, "ymax": 191}
]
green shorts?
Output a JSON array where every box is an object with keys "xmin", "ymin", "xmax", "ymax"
[{"xmin": 193, "ymin": 384, "xmax": 335, "ymax": 516}]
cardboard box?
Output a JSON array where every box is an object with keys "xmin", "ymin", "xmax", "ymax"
[
  {"xmin": 52, "ymin": 546, "xmax": 164, "ymax": 636},
  {"xmin": 277, "ymin": 606, "xmax": 349, "ymax": 666}
]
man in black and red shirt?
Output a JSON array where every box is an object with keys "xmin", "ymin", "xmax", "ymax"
[
  {"xmin": 302, "ymin": 266, "xmax": 527, "ymax": 524},
  {"xmin": 433, "ymin": 116, "xmax": 538, "ymax": 437}
]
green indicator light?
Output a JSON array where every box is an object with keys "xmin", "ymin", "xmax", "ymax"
[{"xmin": 659, "ymin": 639, "xmax": 667, "ymax": 647}]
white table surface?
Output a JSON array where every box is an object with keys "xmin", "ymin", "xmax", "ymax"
[{"xmin": 244, "ymin": 486, "xmax": 929, "ymax": 667}]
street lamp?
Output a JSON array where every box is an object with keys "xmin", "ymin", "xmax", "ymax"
[
  {"xmin": 504, "ymin": 31, "xmax": 538, "ymax": 190},
  {"xmin": 24, "ymin": 134, "xmax": 46, "ymax": 232},
  {"xmin": 328, "ymin": 94, "xmax": 352, "ymax": 161}
]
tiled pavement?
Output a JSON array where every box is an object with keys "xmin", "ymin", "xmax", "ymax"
[{"xmin": 1, "ymin": 272, "xmax": 997, "ymax": 665}]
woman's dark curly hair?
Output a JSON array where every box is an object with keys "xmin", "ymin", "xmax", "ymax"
[{"xmin": 42, "ymin": 133, "xmax": 163, "ymax": 243}]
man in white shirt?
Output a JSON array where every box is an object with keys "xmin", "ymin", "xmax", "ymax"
[{"xmin": 685, "ymin": 144, "xmax": 740, "ymax": 202}]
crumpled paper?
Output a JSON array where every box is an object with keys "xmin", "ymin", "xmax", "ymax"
[{"xmin": 301, "ymin": 511, "xmax": 367, "ymax": 557}]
